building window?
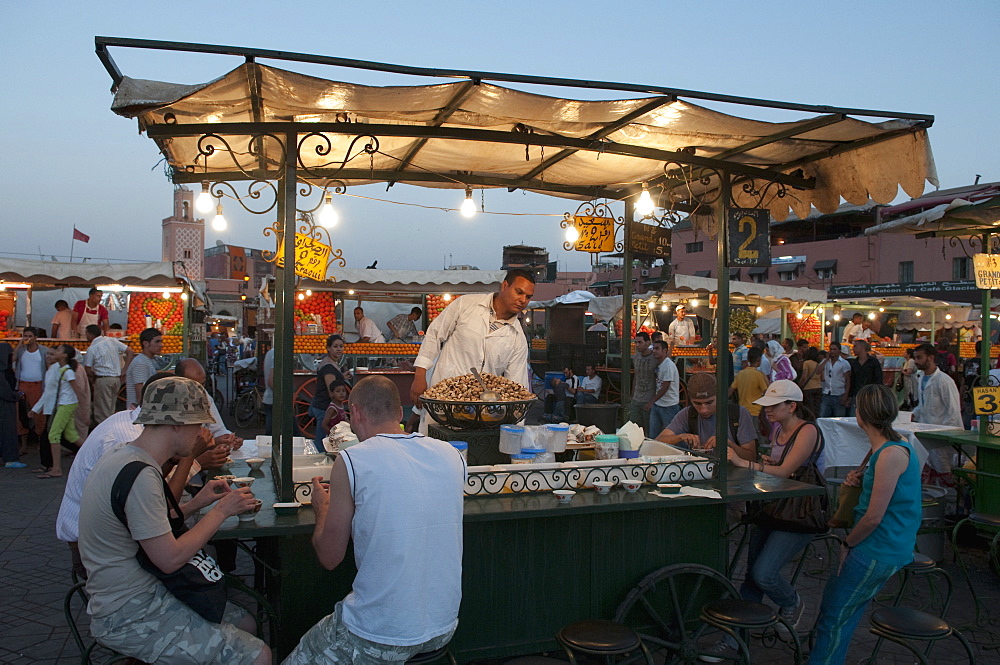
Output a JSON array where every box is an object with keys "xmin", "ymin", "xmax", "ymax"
[
  {"xmin": 816, "ymin": 268, "xmax": 834, "ymax": 280},
  {"xmin": 685, "ymin": 241, "xmax": 703, "ymax": 253},
  {"xmin": 953, "ymin": 257, "xmax": 970, "ymax": 280},
  {"xmin": 183, "ymin": 249, "xmax": 192, "ymax": 259},
  {"xmin": 751, "ymin": 272, "xmax": 766, "ymax": 283},
  {"xmin": 779, "ymin": 270, "xmax": 797, "ymax": 282},
  {"xmin": 899, "ymin": 261, "xmax": 914, "ymax": 283}
]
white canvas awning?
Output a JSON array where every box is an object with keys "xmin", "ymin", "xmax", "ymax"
[
  {"xmin": 0, "ymin": 258, "xmax": 181, "ymax": 289},
  {"xmin": 109, "ymin": 60, "xmax": 937, "ymax": 221},
  {"xmin": 865, "ymin": 196, "xmax": 1000, "ymax": 237},
  {"xmin": 302, "ymin": 268, "xmax": 506, "ymax": 295},
  {"xmin": 657, "ymin": 274, "xmax": 826, "ymax": 305}
]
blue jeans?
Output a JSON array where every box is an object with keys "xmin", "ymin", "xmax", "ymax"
[
  {"xmin": 309, "ymin": 405, "xmax": 327, "ymax": 450},
  {"xmin": 819, "ymin": 393, "xmax": 847, "ymax": 418},
  {"xmin": 740, "ymin": 526, "xmax": 814, "ymax": 611},
  {"xmin": 628, "ymin": 398, "xmax": 651, "ymax": 433},
  {"xmin": 576, "ymin": 392, "xmax": 598, "ymax": 405},
  {"xmin": 649, "ymin": 403, "xmax": 680, "ymax": 439},
  {"xmin": 807, "ymin": 548, "xmax": 900, "ymax": 665}
]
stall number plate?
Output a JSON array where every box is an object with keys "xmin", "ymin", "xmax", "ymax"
[{"xmin": 972, "ymin": 387, "xmax": 1000, "ymax": 415}]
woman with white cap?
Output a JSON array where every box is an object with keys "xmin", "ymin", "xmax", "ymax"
[{"xmin": 721, "ymin": 380, "xmax": 821, "ymax": 648}]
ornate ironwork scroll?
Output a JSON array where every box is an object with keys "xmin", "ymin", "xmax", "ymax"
[{"xmin": 561, "ymin": 200, "xmax": 622, "ymax": 252}]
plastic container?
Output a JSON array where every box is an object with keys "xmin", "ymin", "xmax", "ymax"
[
  {"xmin": 519, "ymin": 447, "xmax": 554, "ymax": 463},
  {"xmin": 619, "ymin": 449, "xmax": 641, "ymax": 459},
  {"xmin": 510, "ymin": 453, "xmax": 535, "ymax": 464},
  {"xmin": 595, "ymin": 434, "xmax": 619, "ymax": 460},
  {"xmin": 449, "ymin": 441, "xmax": 469, "ymax": 462},
  {"xmin": 499, "ymin": 424, "xmax": 526, "ymax": 454},
  {"xmin": 544, "ymin": 423, "xmax": 570, "ymax": 453}
]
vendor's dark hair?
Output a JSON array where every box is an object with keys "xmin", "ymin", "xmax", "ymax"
[
  {"xmin": 59, "ymin": 344, "xmax": 79, "ymax": 371},
  {"xmin": 410, "ymin": 307, "xmax": 422, "ymax": 316},
  {"xmin": 88, "ymin": 287, "xmax": 102, "ymax": 296},
  {"xmin": 635, "ymin": 331, "xmax": 650, "ymax": 342},
  {"xmin": 503, "ymin": 268, "xmax": 535, "ymax": 285},
  {"xmin": 85, "ymin": 324, "xmax": 102, "ymax": 337},
  {"xmin": 747, "ymin": 347, "xmax": 763, "ymax": 363},
  {"xmin": 55, "ymin": 300, "xmax": 68, "ymax": 309},
  {"xmin": 139, "ymin": 328, "xmax": 161, "ymax": 347},
  {"xmin": 855, "ymin": 384, "xmax": 901, "ymax": 442},
  {"xmin": 914, "ymin": 343, "xmax": 936, "ymax": 357},
  {"xmin": 326, "ymin": 334, "xmax": 344, "ymax": 349}
]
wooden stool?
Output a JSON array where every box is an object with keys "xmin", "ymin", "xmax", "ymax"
[
  {"xmin": 699, "ymin": 599, "xmax": 803, "ymax": 665},
  {"xmin": 867, "ymin": 607, "xmax": 975, "ymax": 665},
  {"xmin": 556, "ymin": 619, "xmax": 654, "ymax": 665},
  {"xmin": 405, "ymin": 645, "xmax": 456, "ymax": 665}
]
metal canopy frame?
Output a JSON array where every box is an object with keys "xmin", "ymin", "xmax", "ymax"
[{"xmin": 95, "ymin": 36, "xmax": 936, "ymax": 502}]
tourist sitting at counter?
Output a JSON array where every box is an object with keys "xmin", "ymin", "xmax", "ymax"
[
  {"xmin": 654, "ymin": 372, "xmax": 757, "ymax": 461},
  {"xmin": 286, "ymin": 376, "xmax": 464, "ymax": 664}
]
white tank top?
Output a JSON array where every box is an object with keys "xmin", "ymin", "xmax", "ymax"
[{"xmin": 340, "ymin": 433, "xmax": 466, "ymax": 646}]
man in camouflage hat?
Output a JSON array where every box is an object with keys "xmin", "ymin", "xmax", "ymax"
[{"xmin": 78, "ymin": 377, "xmax": 271, "ymax": 665}]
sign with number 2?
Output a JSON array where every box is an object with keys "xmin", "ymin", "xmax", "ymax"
[{"xmin": 726, "ymin": 208, "xmax": 771, "ymax": 267}]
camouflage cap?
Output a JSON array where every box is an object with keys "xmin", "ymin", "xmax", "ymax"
[{"xmin": 134, "ymin": 376, "xmax": 216, "ymax": 426}]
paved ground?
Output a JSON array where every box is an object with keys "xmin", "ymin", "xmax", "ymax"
[{"xmin": 3, "ymin": 413, "xmax": 1000, "ymax": 664}]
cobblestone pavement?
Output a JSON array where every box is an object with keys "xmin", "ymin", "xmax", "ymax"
[{"xmin": 3, "ymin": 426, "xmax": 999, "ymax": 664}]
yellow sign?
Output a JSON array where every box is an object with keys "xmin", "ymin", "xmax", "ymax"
[
  {"xmin": 973, "ymin": 253, "xmax": 1000, "ymax": 289},
  {"xmin": 276, "ymin": 233, "xmax": 332, "ymax": 281},
  {"xmin": 972, "ymin": 386, "xmax": 1000, "ymax": 415},
  {"xmin": 572, "ymin": 216, "xmax": 615, "ymax": 253}
]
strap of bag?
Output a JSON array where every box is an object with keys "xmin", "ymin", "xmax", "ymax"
[
  {"xmin": 111, "ymin": 460, "xmax": 185, "ymax": 533},
  {"xmin": 773, "ymin": 421, "xmax": 824, "ymax": 466},
  {"xmin": 52, "ymin": 365, "xmax": 70, "ymax": 412}
]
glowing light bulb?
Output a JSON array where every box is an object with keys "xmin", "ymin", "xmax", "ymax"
[
  {"xmin": 796, "ymin": 312, "xmax": 803, "ymax": 319},
  {"xmin": 565, "ymin": 225, "xmax": 580, "ymax": 243},
  {"xmin": 833, "ymin": 314, "xmax": 841, "ymax": 321},
  {"xmin": 945, "ymin": 313, "xmax": 952, "ymax": 320},
  {"xmin": 915, "ymin": 311, "xmax": 921, "ymax": 317},
  {"xmin": 460, "ymin": 188, "xmax": 476, "ymax": 218},
  {"xmin": 305, "ymin": 289, "xmax": 312, "ymax": 297},
  {"xmin": 879, "ymin": 307, "xmax": 885, "ymax": 312},
  {"xmin": 211, "ymin": 204, "xmax": 227, "ymax": 231},
  {"xmin": 661, "ymin": 304, "xmax": 669, "ymax": 311},
  {"xmin": 636, "ymin": 185, "xmax": 655, "ymax": 216},
  {"xmin": 525, "ymin": 316, "xmax": 531, "ymax": 323},
  {"xmin": 755, "ymin": 306, "xmax": 763, "ymax": 314},
  {"xmin": 196, "ymin": 183, "xmax": 213, "ymax": 214},
  {"xmin": 826, "ymin": 321, "xmax": 832, "ymax": 326},
  {"xmin": 161, "ymin": 291, "xmax": 171, "ymax": 299},
  {"xmin": 318, "ymin": 192, "xmax": 338, "ymax": 228},
  {"xmin": 690, "ymin": 299, "xmax": 698, "ymax": 308},
  {"xmin": 817, "ymin": 307, "xmax": 824, "ymax": 314},
  {"xmin": 443, "ymin": 293, "xmax": 452, "ymax": 301},
  {"xmin": 180, "ymin": 292, "xmax": 189, "ymax": 301},
  {"xmin": 348, "ymin": 290, "xmax": 355, "ymax": 295},
  {"xmin": 868, "ymin": 312, "xmax": 876, "ymax": 320},
  {"xmin": 297, "ymin": 293, "xmax": 305, "ymax": 301}
]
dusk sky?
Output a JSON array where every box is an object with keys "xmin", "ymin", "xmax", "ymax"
[{"xmin": 2, "ymin": 1, "xmax": 998, "ymax": 274}]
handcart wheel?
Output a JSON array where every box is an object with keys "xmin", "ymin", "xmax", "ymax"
[{"xmin": 293, "ymin": 377, "xmax": 317, "ymax": 439}]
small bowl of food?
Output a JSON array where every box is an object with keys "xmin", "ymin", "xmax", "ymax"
[
  {"xmin": 621, "ymin": 480, "xmax": 643, "ymax": 493},
  {"xmin": 238, "ymin": 499, "xmax": 263, "ymax": 521},
  {"xmin": 553, "ymin": 489, "xmax": 576, "ymax": 504},
  {"xmin": 272, "ymin": 502, "xmax": 301, "ymax": 516},
  {"xmin": 593, "ymin": 481, "xmax": 615, "ymax": 495},
  {"xmin": 214, "ymin": 474, "xmax": 236, "ymax": 484},
  {"xmin": 231, "ymin": 477, "xmax": 255, "ymax": 489},
  {"xmin": 657, "ymin": 483, "xmax": 682, "ymax": 494},
  {"xmin": 245, "ymin": 458, "xmax": 266, "ymax": 472}
]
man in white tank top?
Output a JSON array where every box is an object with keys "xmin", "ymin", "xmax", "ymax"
[{"xmin": 285, "ymin": 376, "xmax": 466, "ymax": 665}]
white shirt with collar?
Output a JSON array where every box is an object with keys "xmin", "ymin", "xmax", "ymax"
[
  {"xmin": 822, "ymin": 356, "xmax": 852, "ymax": 395},
  {"xmin": 356, "ymin": 316, "xmax": 385, "ymax": 344}
]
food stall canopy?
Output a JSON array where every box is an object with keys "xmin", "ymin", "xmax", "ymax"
[
  {"xmin": 864, "ymin": 196, "xmax": 1000, "ymax": 237},
  {"xmin": 529, "ymin": 290, "xmax": 657, "ymax": 322},
  {"xmin": 107, "ymin": 56, "xmax": 936, "ymax": 221},
  {"xmin": 656, "ymin": 274, "xmax": 826, "ymax": 306},
  {"xmin": 0, "ymin": 258, "xmax": 182, "ymax": 289},
  {"xmin": 299, "ymin": 269, "xmax": 506, "ymax": 295}
]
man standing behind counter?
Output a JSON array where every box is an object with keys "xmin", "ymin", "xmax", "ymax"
[
  {"xmin": 410, "ymin": 269, "xmax": 534, "ymax": 433},
  {"xmin": 387, "ymin": 307, "xmax": 422, "ymax": 342},
  {"xmin": 353, "ymin": 307, "xmax": 386, "ymax": 344}
]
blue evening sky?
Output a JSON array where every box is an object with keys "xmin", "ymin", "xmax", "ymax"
[{"xmin": 2, "ymin": 1, "xmax": 997, "ymax": 273}]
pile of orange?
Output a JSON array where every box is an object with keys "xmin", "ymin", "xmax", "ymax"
[
  {"xmin": 127, "ymin": 294, "xmax": 184, "ymax": 335},
  {"xmin": 425, "ymin": 294, "xmax": 452, "ymax": 322},
  {"xmin": 345, "ymin": 342, "xmax": 419, "ymax": 356},
  {"xmin": 294, "ymin": 291, "xmax": 337, "ymax": 331},
  {"xmin": 294, "ymin": 336, "xmax": 329, "ymax": 354}
]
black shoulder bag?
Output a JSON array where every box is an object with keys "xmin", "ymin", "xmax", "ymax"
[
  {"xmin": 111, "ymin": 460, "xmax": 227, "ymax": 623},
  {"xmin": 746, "ymin": 423, "xmax": 829, "ymax": 534}
]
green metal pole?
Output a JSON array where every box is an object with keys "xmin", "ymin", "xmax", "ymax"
[
  {"xmin": 276, "ymin": 131, "xmax": 298, "ymax": 502},
  {"xmin": 931, "ymin": 310, "xmax": 936, "ymax": 344},
  {"xmin": 981, "ymin": 233, "xmax": 991, "ymax": 436},
  {"xmin": 621, "ymin": 199, "xmax": 634, "ymax": 421},
  {"xmin": 716, "ymin": 172, "xmax": 730, "ymax": 496}
]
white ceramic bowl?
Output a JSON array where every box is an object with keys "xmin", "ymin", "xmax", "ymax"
[
  {"xmin": 593, "ymin": 481, "xmax": 615, "ymax": 495},
  {"xmin": 231, "ymin": 477, "xmax": 255, "ymax": 489},
  {"xmin": 553, "ymin": 489, "xmax": 576, "ymax": 504},
  {"xmin": 621, "ymin": 480, "xmax": 642, "ymax": 492},
  {"xmin": 245, "ymin": 458, "xmax": 265, "ymax": 472},
  {"xmin": 237, "ymin": 499, "xmax": 263, "ymax": 521}
]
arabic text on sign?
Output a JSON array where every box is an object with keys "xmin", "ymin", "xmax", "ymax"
[
  {"xmin": 277, "ymin": 233, "xmax": 333, "ymax": 281},
  {"xmin": 572, "ymin": 216, "xmax": 615, "ymax": 253}
]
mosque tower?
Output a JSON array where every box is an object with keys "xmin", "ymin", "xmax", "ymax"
[{"xmin": 161, "ymin": 186, "xmax": 205, "ymax": 281}]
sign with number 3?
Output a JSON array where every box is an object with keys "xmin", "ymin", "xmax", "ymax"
[
  {"xmin": 972, "ymin": 386, "xmax": 1000, "ymax": 415},
  {"xmin": 726, "ymin": 208, "xmax": 771, "ymax": 267}
]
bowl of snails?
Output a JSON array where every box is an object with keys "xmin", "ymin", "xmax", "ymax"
[{"xmin": 420, "ymin": 372, "xmax": 536, "ymax": 430}]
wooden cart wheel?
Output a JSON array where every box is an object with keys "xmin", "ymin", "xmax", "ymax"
[
  {"xmin": 613, "ymin": 563, "xmax": 739, "ymax": 664},
  {"xmin": 678, "ymin": 379, "xmax": 688, "ymax": 408},
  {"xmin": 293, "ymin": 377, "xmax": 318, "ymax": 439}
]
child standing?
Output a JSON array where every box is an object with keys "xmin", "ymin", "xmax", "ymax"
[
  {"xmin": 32, "ymin": 344, "xmax": 83, "ymax": 478},
  {"xmin": 321, "ymin": 381, "xmax": 351, "ymax": 437}
]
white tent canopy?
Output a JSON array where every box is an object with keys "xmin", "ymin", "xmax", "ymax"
[
  {"xmin": 528, "ymin": 290, "xmax": 641, "ymax": 322},
  {"xmin": 303, "ymin": 268, "xmax": 506, "ymax": 295},
  {"xmin": 657, "ymin": 274, "xmax": 826, "ymax": 306},
  {"xmin": 0, "ymin": 258, "xmax": 181, "ymax": 289}
]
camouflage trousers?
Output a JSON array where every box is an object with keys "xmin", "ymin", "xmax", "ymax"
[
  {"xmin": 90, "ymin": 583, "xmax": 265, "ymax": 664},
  {"xmin": 283, "ymin": 601, "xmax": 454, "ymax": 665}
]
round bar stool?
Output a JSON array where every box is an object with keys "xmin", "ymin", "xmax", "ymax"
[
  {"xmin": 699, "ymin": 599, "xmax": 803, "ymax": 665},
  {"xmin": 868, "ymin": 607, "xmax": 975, "ymax": 664},
  {"xmin": 405, "ymin": 645, "xmax": 456, "ymax": 665},
  {"xmin": 891, "ymin": 552, "xmax": 953, "ymax": 614},
  {"xmin": 556, "ymin": 619, "xmax": 654, "ymax": 665}
]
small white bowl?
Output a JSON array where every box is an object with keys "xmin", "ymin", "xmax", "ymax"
[
  {"xmin": 230, "ymin": 476, "xmax": 255, "ymax": 489},
  {"xmin": 593, "ymin": 481, "xmax": 615, "ymax": 495},
  {"xmin": 553, "ymin": 489, "xmax": 576, "ymax": 504},
  {"xmin": 273, "ymin": 502, "xmax": 301, "ymax": 515},
  {"xmin": 621, "ymin": 480, "xmax": 642, "ymax": 493},
  {"xmin": 245, "ymin": 458, "xmax": 265, "ymax": 472}
]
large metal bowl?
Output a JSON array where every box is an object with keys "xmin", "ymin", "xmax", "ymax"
[{"xmin": 420, "ymin": 396, "xmax": 536, "ymax": 430}]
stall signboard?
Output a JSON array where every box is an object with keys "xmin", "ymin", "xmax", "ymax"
[
  {"xmin": 726, "ymin": 208, "xmax": 771, "ymax": 267},
  {"xmin": 572, "ymin": 216, "xmax": 615, "ymax": 253},
  {"xmin": 973, "ymin": 253, "xmax": 1000, "ymax": 289},
  {"xmin": 628, "ymin": 221, "xmax": 671, "ymax": 259},
  {"xmin": 972, "ymin": 386, "xmax": 1000, "ymax": 415},
  {"xmin": 828, "ymin": 281, "xmax": 978, "ymax": 301},
  {"xmin": 277, "ymin": 233, "xmax": 332, "ymax": 281}
]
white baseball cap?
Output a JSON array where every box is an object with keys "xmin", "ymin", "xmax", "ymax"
[{"xmin": 753, "ymin": 379, "xmax": 804, "ymax": 406}]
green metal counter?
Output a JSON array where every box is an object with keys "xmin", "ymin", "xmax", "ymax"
[
  {"xmin": 209, "ymin": 464, "xmax": 823, "ymax": 660},
  {"xmin": 915, "ymin": 429, "xmax": 1000, "ymax": 515}
]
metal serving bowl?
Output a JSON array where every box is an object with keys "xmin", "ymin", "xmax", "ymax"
[{"xmin": 420, "ymin": 396, "xmax": 536, "ymax": 430}]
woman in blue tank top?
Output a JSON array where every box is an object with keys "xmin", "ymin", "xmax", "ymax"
[{"xmin": 808, "ymin": 384, "xmax": 922, "ymax": 664}]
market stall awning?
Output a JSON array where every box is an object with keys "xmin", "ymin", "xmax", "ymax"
[
  {"xmin": 656, "ymin": 274, "xmax": 825, "ymax": 305},
  {"xmin": 864, "ymin": 196, "xmax": 1000, "ymax": 237},
  {"xmin": 98, "ymin": 38, "xmax": 936, "ymax": 221},
  {"xmin": 0, "ymin": 258, "xmax": 181, "ymax": 289},
  {"xmin": 301, "ymin": 268, "xmax": 507, "ymax": 295}
]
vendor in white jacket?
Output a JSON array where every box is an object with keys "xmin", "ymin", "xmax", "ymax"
[
  {"xmin": 411, "ymin": 269, "xmax": 534, "ymax": 433},
  {"xmin": 912, "ymin": 342, "xmax": 963, "ymax": 476}
]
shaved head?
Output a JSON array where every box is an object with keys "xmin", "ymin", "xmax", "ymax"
[{"xmin": 174, "ymin": 358, "xmax": 207, "ymax": 385}]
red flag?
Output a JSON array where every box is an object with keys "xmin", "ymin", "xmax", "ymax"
[{"xmin": 72, "ymin": 228, "xmax": 90, "ymax": 243}]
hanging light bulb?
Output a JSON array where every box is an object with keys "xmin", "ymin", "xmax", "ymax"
[
  {"xmin": 211, "ymin": 204, "xmax": 227, "ymax": 231},
  {"xmin": 833, "ymin": 314, "xmax": 841, "ymax": 321},
  {"xmin": 915, "ymin": 310, "xmax": 922, "ymax": 317},
  {"xmin": 460, "ymin": 188, "xmax": 476, "ymax": 218},
  {"xmin": 565, "ymin": 225, "xmax": 580, "ymax": 243},
  {"xmin": 161, "ymin": 291, "xmax": 171, "ymax": 299},
  {"xmin": 817, "ymin": 307, "xmax": 824, "ymax": 314},
  {"xmin": 661, "ymin": 304, "xmax": 669, "ymax": 311},
  {"xmin": 878, "ymin": 307, "xmax": 885, "ymax": 312},
  {"xmin": 690, "ymin": 299, "xmax": 699, "ymax": 308},
  {"xmin": 305, "ymin": 289, "xmax": 312, "ymax": 296},
  {"xmin": 868, "ymin": 312, "xmax": 876, "ymax": 320},
  {"xmin": 945, "ymin": 313, "xmax": 952, "ymax": 320},
  {"xmin": 755, "ymin": 305, "xmax": 763, "ymax": 314},
  {"xmin": 196, "ymin": 183, "xmax": 214, "ymax": 214},
  {"xmin": 636, "ymin": 184, "xmax": 655, "ymax": 216},
  {"xmin": 796, "ymin": 312, "xmax": 803, "ymax": 320},
  {"xmin": 318, "ymin": 192, "xmax": 338, "ymax": 228},
  {"xmin": 297, "ymin": 293, "xmax": 305, "ymax": 301},
  {"xmin": 180, "ymin": 292, "xmax": 189, "ymax": 301},
  {"xmin": 443, "ymin": 293, "xmax": 452, "ymax": 301}
]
